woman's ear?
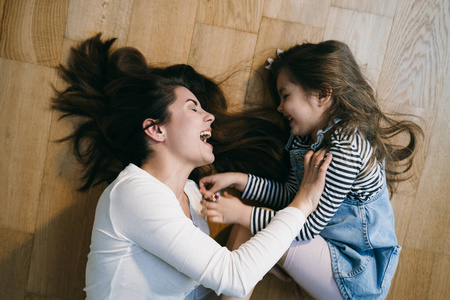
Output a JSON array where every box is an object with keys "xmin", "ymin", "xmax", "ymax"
[{"xmin": 143, "ymin": 118, "xmax": 165, "ymax": 142}]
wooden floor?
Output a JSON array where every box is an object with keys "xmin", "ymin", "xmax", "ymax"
[{"xmin": 0, "ymin": 0, "xmax": 449, "ymax": 299}]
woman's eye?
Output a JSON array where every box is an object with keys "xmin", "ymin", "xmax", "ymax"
[{"xmin": 191, "ymin": 108, "xmax": 198, "ymax": 112}]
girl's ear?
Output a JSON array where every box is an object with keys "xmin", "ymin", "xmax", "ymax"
[
  {"xmin": 318, "ymin": 83, "xmax": 333, "ymax": 107},
  {"xmin": 143, "ymin": 118, "xmax": 165, "ymax": 142}
]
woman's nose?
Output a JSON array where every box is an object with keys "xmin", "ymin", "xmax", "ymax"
[{"xmin": 205, "ymin": 112, "xmax": 215, "ymax": 123}]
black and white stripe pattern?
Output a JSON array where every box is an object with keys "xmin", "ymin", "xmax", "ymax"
[{"xmin": 243, "ymin": 130, "xmax": 385, "ymax": 240}]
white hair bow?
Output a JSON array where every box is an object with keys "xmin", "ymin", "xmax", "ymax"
[{"xmin": 265, "ymin": 49, "xmax": 284, "ymax": 70}]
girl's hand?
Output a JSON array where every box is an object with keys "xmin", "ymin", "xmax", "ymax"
[
  {"xmin": 201, "ymin": 192, "xmax": 253, "ymax": 228},
  {"xmin": 199, "ymin": 172, "xmax": 248, "ymax": 199},
  {"xmin": 289, "ymin": 149, "xmax": 332, "ymax": 216}
]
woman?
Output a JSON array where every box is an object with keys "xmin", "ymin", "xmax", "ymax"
[{"xmin": 52, "ymin": 34, "xmax": 331, "ymax": 299}]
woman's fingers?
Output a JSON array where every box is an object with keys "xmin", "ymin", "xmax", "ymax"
[
  {"xmin": 320, "ymin": 152, "xmax": 332, "ymax": 173},
  {"xmin": 305, "ymin": 149, "xmax": 331, "ymax": 173}
]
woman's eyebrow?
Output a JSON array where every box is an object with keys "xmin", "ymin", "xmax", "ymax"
[{"xmin": 186, "ymin": 99, "xmax": 199, "ymax": 105}]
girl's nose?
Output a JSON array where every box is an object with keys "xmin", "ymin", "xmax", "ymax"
[{"xmin": 277, "ymin": 104, "xmax": 283, "ymax": 113}]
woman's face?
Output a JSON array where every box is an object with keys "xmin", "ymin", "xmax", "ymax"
[
  {"xmin": 161, "ymin": 86, "xmax": 215, "ymax": 168},
  {"xmin": 276, "ymin": 69, "xmax": 330, "ymax": 140}
]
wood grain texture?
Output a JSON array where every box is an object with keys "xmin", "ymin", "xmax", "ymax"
[
  {"xmin": 188, "ymin": 23, "xmax": 257, "ymax": 112},
  {"xmin": 196, "ymin": 0, "xmax": 264, "ymax": 33},
  {"xmin": 331, "ymin": 0, "xmax": 398, "ymax": 17},
  {"xmin": 429, "ymin": 254, "xmax": 450, "ymax": 299},
  {"xmin": 0, "ymin": 0, "xmax": 69, "ymax": 67},
  {"xmin": 324, "ymin": 6, "xmax": 393, "ymax": 86},
  {"xmin": 0, "ymin": 58, "xmax": 57, "ymax": 233},
  {"xmin": 0, "ymin": 0, "xmax": 448, "ymax": 299},
  {"xmin": 252, "ymin": 274, "xmax": 314, "ymax": 300},
  {"xmin": 403, "ymin": 70, "xmax": 450, "ymax": 255},
  {"xmin": 264, "ymin": 0, "xmax": 331, "ymax": 27},
  {"xmin": 127, "ymin": 0, "xmax": 199, "ymax": 65},
  {"xmin": 386, "ymin": 248, "xmax": 434, "ymax": 300},
  {"xmin": 65, "ymin": 0, "xmax": 134, "ymax": 46},
  {"xmin": 0, "ymin": 228, "xmax": 34, "ymax": 300},
  {"xmin": 378, "ymin": 0, "xmax": 450, "ymax": 110},
  {"xmin": 25, "ymin": 40, "xmax": 105, "ymax": 298}
]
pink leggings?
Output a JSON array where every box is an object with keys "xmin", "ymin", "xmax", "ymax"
[{"xmin": 282, "ymin": 235, "xmax": 343, "ymax": 300}]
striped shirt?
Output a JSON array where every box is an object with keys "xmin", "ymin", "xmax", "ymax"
[{"xmin": 242, "ymin": 129, "xmax": 385, "ymax": 241}]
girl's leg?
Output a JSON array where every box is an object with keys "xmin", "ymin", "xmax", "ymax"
[{"xmin": 282, "ymin": 236, "xmax": 343, "ymax": 300}]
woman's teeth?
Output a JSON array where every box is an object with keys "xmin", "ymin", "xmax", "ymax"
[{"xmin": 200, "ymin": 130, "xmax": 211, "ymax": 142}]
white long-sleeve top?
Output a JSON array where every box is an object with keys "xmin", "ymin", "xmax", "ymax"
[{"xmin": 84, "ymin": 164, "xmax": 306, "ymax": 299}]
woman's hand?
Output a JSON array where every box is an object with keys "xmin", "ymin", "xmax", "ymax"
[
  {"xmin": 199, "ymin": 172, "xmax": 248, "ymax": 199},
  {"xmin": 201, "ymin": 192, "xmax": 253, "ymax": 229},
  {"xmin": 289, "ymin": 149, "xmax": 332, "ymax": 216}
]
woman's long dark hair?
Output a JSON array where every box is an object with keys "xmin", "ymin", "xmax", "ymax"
[
  {"xmin": 53, "ymin": 34, "xmax": 288, "ymax": 190},
  {"xmin": 52, "ymin": 34, "xmax": 189, "ymax": 190},
  {"xmin": 267, "ymin": 40, "xmax": 423, "ymax": 193}
]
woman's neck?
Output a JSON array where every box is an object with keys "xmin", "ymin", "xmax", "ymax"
[{"xmin": 140, "ymin": 154, "xmax": 193, "ymax": 200}]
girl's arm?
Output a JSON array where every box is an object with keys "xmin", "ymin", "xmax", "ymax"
[
  {"xmin": 242, "ymin": 169, "xmax": 298, "ymax": 210},
  {"xmin": 200, "ymin": 168, "xmax": 298, "ymax": 210},
  {"xmin": 253, "ymin": 134, "xmax": 368, "ymax": 240}
]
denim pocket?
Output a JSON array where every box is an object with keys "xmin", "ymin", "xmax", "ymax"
[{"xmin": 381, "ymin": 245, "xmax": 401, "ymax": 291}]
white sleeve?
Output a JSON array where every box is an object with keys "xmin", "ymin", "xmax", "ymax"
[{"xmin": 110, "ymin": 176, "xmax": 305, "ymax": 297}]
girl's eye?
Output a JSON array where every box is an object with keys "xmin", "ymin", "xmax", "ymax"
[{"xmin": 282, "ymin": 94, "xmax": 289, "ymax": 100}]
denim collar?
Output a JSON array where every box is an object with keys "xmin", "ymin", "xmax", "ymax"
[{"xmin": 286, "ymin": 118, "xmax": 341, "ymax": 151}]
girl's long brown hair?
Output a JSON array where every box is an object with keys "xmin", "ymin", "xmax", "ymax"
[{"xmin": 267, "ymin": 40, "xmax": 423, "ymax": 193}]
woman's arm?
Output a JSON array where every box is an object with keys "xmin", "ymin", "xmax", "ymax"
[{"xmin": 112, "ymin": 150, "xmax": 330, "ymax": 297}]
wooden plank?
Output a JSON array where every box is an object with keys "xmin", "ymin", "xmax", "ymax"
[
  {"xmin": 331, "ymin": 0, "xmax": 398, "ymax": 17},
  {"xmin": 188, "ymin": 23, "xmax": 258, "ymax": 112},
  {"xmin": 245, "ymin": 17, "xmax": 323, "ymax": 108},
  {"xmin": 386, "ymin": 248, "xmax": 434, "ymax": 300},
  {"xmin": 25, "ymin": 40, "xmax": 105, "ymax": 297},
  {"xmin": 403, "ymin": 77, "xmax": 450, "ymax": 255},
  {"xmin": 429, "ymin": 254, "xmax": 450, "ymax": 299},
  {"xmin": 196, "ymin": 0, "xmax": 264, "ymax": 33},
  {"xmin": 323, "ymin": 7, "xmax": 393, "ymax": 86},
  {"xmin": 65, "ymin": 0, "xmax": 134, "ymax": 47},
  {"xmin": 0, "ymin": 0, "xmax": 69, "ymax": 67},
  {"xmin": 0, "ymin": 58, "xmax": 56, "ymax": 233},
  {"xmin": 127, "ymin": 0, "xmax": 199, "ymax": 65},
  {"xmin": 25, "ymin": 295, "xmax": 63, "ymax": 300},
  {"xmin": 378, "ymin": 0, "xmax": 449, "ymax": 110},
  {"xmin": 0, "ymin": 228, "xmax": 34, "ymax": 300},
  {"xmin": 264, "ymin": 0, "xmax": 331, "ymax": 27},
  {"xmin": 0, "ymin": 0, "xmax": 6, "ymax": 27},
  {"xmin": 252, "ymin": 273, "xmax": 314, "ymax": 300}
]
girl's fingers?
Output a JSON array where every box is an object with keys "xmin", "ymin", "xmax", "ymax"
[{"xmin": 201, "ymin": 200, "xmax": 218, "ymax": 210}]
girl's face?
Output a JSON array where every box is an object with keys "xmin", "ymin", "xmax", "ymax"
[
  {"xmin": 161, "ymin": 86, "xmax": 215, "ymax": 168},
  {"xmin": 276, "ymin": 69, "xmax": 331, "ymax": 140}
]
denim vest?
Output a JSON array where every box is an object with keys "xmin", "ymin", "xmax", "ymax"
[{"xmin": 286, "ymin": 131, "xmax": 401, "ymax": 300}]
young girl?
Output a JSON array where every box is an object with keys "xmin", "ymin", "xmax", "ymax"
[
  {"xmin": 200, "ymin": 40, "xmax": 422, "ymax": 299},
  {"xmin": 53, "ymin": 34, "xmax": 332, "ymax": 300}
]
